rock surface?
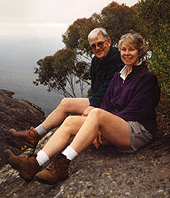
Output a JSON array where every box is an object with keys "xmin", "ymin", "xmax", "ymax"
[
  {"xmin": 0, "ymin": 89, "xmax": 170, "ymax": 198},
  {"xmin": 1, "ymin": 136, "xmax": 170, "ymax": 198},
  {"xmin": 0, "ymin": 89, "xmax": 45, "ymax": 168}
]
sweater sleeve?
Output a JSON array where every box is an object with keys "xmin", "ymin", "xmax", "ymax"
[
  {"xmin": 100, "ymin": 73, "xmax": 117, "ymax": 111},
  {"xmin": 116, "ymin": 74, "xmax": 160, "ymax": 121}
]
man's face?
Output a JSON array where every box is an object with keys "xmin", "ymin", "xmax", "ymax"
[{"xmin": 89, "ymin": 34, "xmax": 111, "ymax": 59}]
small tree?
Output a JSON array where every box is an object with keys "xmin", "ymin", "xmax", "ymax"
[{"xmin": 34, "ymin": 48, "xmax": 90, "ymax": 98}]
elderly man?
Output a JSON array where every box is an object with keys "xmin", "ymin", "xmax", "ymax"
[{"xmin": 9, "ymin": 27, "xmax": 123, "ymax": 150}]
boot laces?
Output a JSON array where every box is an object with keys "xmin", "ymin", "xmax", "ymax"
[
  {"xmin": 46, "ymin": 154, "xmax": 63, "ymax": 173},
  {"xmin": 28, "ymin": 127, "xmax": 35, "ymax": 136}
]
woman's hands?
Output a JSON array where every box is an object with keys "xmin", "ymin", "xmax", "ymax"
[{"xmin": 93, "ymin": 131, "xmax": 111, "ymax": 149}]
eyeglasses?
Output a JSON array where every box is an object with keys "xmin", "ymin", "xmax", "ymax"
[
  {"xmin": 120, "ymin": 34, "xmax": 141, "ymax": 41},
  {"xmin": 90, "ymin": 40, "xmax": 107, "ymax": 49}
]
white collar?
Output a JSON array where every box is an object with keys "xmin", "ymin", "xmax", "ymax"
[
  {"xmin": 120, "ymin": 65, "xmax": 128, "ymax": 80},
  {"xmin": 120, "ymin": 60, "xmax": 143, "ymax": 80}
]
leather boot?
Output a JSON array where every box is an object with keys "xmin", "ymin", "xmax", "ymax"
[
  {"xmin": 4, "ymin": 150, "xmax": 41, "ymax": 182},
  {"xmin": 35, "ymin": 153, "xmax": 70, "ymax": 185},
  {"xmin": 9, "ymin": 127, "xmax": 41, "ymax": 148}
]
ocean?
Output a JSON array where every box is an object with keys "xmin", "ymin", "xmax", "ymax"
[{"xmin": 0, "ymin": 36, "xmax": 66, "ymax": 116}]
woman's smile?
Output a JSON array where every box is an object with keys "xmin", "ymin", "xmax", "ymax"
[{"xmin": 121, "ymin": 44, "xmax": 140, "ymax": 67}]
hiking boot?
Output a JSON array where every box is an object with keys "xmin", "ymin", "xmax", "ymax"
[
  {"xmin": 35, "ymin": 153, "xmax": 70, "ymax": 185},
  {"xmin": 4, "ymin": 149, "xmax": 41, "ymax": 183},
  {"xmin": 9, "ymin": 127, "xmax": 41, "ymax": 148}
]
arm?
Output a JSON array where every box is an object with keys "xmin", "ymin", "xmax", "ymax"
[
  {"xmin": 100, "ymin": 74, "xmax": 117, "ymax": 112},
  {"xmin": 82, "ymin": 106, "xmax": 95, "ymax": 116},
  {"xmin": 117, "ymin": 74, "xmax": 160, "ymax": 121},
  {"xmin": 90, "ymin": 66, "xmax": 118, "ymax": 107}
]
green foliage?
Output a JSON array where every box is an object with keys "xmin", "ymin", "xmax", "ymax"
[
  {"xmin": 149, "ymin": 24, "xmax": 170, "ymax": 114},
  {"xmin": 62, "ymin": 18, "xmax": 84, "ymax": 50},
  {"xmin": 34, "ymin": 56, "xmax": 54, "ymax": 86},
  {"xmin": 62, "ymin": 17, "xmax": 101, "ymax": 57},
  {"xmin": 136, "ymin": 0, "xmax": 170, "ymax": 40},
  {"xmin": 136, "ymin": 0, "xmax": 170, "ymax": 114},
  {"xmin": 100, "ymin": 2, "xmax": 139, "ymax": 45},
  {"xmin": 137, "ymin": 0, "xmax": 170, "ymax": 29},
  {"xmin": 34, "ymin": 48, "xmax": 90, "ymax": 97},
  {"xmin": 62, "ymin": 2, "xmax": 138, "ymax": 56}
]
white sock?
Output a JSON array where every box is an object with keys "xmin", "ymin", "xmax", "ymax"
[
  {"xmin": 36, "ymin": 150, "xmax": 49, "ymax": 166},
  {"xmin": 62, "ymin": 146, "xmax": 78, "ymax": 160},
  {"xmin": 35, "ymin": 124, "xmax": 47, "ymax": 136}
]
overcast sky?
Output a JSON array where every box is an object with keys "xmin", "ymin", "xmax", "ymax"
[{"xmin": 0, "ymin": 0, "xmax": 138, "ymax": 38}]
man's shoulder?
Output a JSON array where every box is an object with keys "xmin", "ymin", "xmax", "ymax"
[
  {"xmin": 110, "ymin": 46, "xmax": 119, "ymax": 54},
  {"xmin": 111, "ymin": 46, "xmax": 119, "ymax": 51},
  {"xmin": 108, "ymin": 47, "xmax": 121, "ymax": 62}
]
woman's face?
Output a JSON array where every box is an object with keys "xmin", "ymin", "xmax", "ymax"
[{"xmin": 120, "ymin": 44, "xmax": 140, "ymax": 67}]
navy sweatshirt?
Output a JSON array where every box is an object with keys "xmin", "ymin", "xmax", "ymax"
[{"xmin": 90, "ymin": 46, "xmax": 123, "ymax": 107}]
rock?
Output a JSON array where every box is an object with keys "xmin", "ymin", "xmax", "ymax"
[
  {"xmin": 0, "ymin": 89, "xmax": 170, "ymax": 197},
  {"xmin": 0, "ymin": 89, "xmax": 45, "ymax": 168},
  {"xmin": 1, "ymin": 137, "xmax": 170, "ymax": 198}
]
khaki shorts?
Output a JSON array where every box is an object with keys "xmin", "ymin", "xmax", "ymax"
[{"xmin": 119, "ymin": 121, "xmax": 153, "ymax": 153}]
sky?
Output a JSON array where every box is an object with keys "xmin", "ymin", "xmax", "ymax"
[{"xmin": 0, "ymin": 0, "xmax": 138, "ymax": 39}]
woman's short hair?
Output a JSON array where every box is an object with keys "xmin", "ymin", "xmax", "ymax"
[
  {"xmin": 88, "ymin": 27, "xmax": 109, "ymax": 42},
  {"xmin": 118, "ymin": 31, "xmax": 148, "ymax": 59}
]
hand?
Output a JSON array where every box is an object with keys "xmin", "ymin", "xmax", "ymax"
[
  {"xmin": 82, "ymin": 106, "xmax": 95, "ymax": 117},
  {"xmin": 93, "ymin": 131, "xmax": 111, "ymax": 149},
  {"xmin": 93, "ymin": 131, "xmax": 102, "ymax": 149}
]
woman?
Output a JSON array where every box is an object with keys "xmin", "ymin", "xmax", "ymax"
[{"xmin": 4, "ymin": 32, "xmax": 160, "ymax": 185}]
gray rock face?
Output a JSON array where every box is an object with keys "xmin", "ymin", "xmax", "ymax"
[
  {"xmin": 1, "ymin": 139, "xmax": 170, "ymax": 198},
  {"xmin": 0, "ymin": 89, "xmax": 45, "ymax": 168},
  {"xmin": 0, "ymin": 89, "xmax": 170, "ymax": 197}
]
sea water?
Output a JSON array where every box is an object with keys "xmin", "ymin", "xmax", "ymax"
[{"xmin": 0, "ymin": 36, "xmax": 65, "ymax": 116}]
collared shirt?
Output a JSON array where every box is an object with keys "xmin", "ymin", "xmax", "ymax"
[{"xmin": 120, "ymin": 60, "xmax": 143, "ymax": 80}]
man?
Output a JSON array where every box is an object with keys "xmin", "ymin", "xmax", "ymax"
[{"xmin": 9, "ymin": 27, "xmax": 123, "ymax": 149}]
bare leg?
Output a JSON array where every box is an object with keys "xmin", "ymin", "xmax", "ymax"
[
  {"xmin": 42, "ymin": 108, "xmax": 131, "ymax": 158},
  {"xmin": 42, "ymin": 98, "xmax": 89, "ymax": 131},
  {"xmin": 70, "ymin": 108, "xmax": 131, "ymax": 153},
  {"xmin": 42, "ymin": 116, "xmax": 86, "ymax": 158}
]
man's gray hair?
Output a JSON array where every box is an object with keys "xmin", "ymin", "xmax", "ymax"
[{"xmin": 88, "ymin": 27, "xmax": 109, "ymax": 42}]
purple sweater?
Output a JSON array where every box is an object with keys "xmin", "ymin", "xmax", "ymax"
[{"xmin": 100, "ymin": 63, "xmax": 160, "ymax": 135}]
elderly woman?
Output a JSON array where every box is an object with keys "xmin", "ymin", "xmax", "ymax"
[{"xmin": 5, "ymin": 32, "xmax": 160, "ymax": 185}]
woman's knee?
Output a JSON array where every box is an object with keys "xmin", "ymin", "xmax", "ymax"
[
  {"xmin": 89, "ymin": 108, "xmax": 103, "ymax": 119},
  {"xmin": 89, "ymin": 108, "xmax": 102, "ymax": 114}
]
